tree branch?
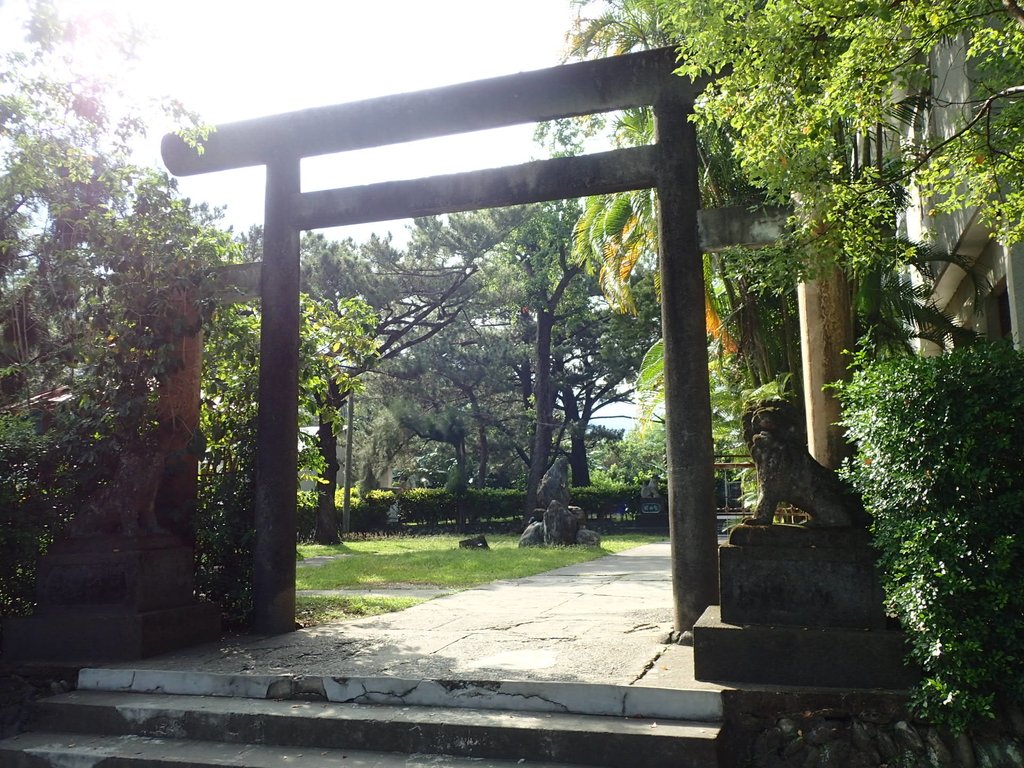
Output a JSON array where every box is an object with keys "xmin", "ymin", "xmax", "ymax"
[
  {"xmin": 1004, "ymin": 0, "xmax": 1024, "ymax": 29},
  {"xmin": 903, "ymin": 84, "xmax": 1024, "ymax": 180}
]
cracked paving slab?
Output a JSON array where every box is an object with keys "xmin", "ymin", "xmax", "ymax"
[{"xmin": 92, "ymin": 542, "xmax": 688, "ymax": 687}]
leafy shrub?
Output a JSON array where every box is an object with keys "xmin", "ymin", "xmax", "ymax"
[
  {"xmin": 351, "ymin": 490, "xmax": 397, "ymax": 531},
  {"xmin": 0, "ymin": 415, "xmax": 62, "ymax": 618},
  {"xmin": 838, "ymin": 343, "xmax": 1024, "ymax": 731},
  {"xmin": 0, "ymin": 408, "xmax": 112, "ymax": 627},
  {"xmin": 295, "ymin": 490, "xmax": 319, "ymax": 541},
  {"xmin": 349, "ymin": 500, "xmax": 389, "ymax": 533},
  {"xmin": 323, "ymin": 487, "xmax": 390, "ymax": 534},
  {"xmin": 195, "ymin": 468, "xmax": 254, "ymax": 628},
  {"xmin": 398, "ymin": 488, "xmax": 456, "ymax": 526},
  {"xmin": 317, "ymin": 483, "xmax": 641, "ymax": 534}
]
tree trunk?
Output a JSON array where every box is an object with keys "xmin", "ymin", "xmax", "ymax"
[
  {"xmin": 561, "ymin": 391, "xmax": 591, "ymax": 487},
  {"xmin": 153, "ymin": 288, "xmax": 202, "ymax": 546},
  {"xmin": 313, "ymin": 415, "xmax": 340, "ymax": 544},
  {"xmin": 454, "ymin": 438, "xmax": 468, "ymax": 532},
  {"xmin": 475, "ymin": 422, "xmax": 489, "ymax": 488},
  {"xmin": 523, "ymin": 308, "xmax": 556, "ymax": 520},
  {"xmin": 798, "ymin": 266, "xmax": 855, "ymax": 470},
  {"xmin": 463, "ymin": 388, "xmax": 489, "ymax": 488},
  {"xmin": 567, "ymin": 423, "xmax": 590, "ymax": 487}
]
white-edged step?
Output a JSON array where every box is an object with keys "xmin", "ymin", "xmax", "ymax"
[
  {"xmin": 77, "ymin": 667, "xmax": 723, "ymax": 722},
  {"xmin": 17, "ymin": 689, "xmax": 721, "ymax": 768},
  {"xmin": 0, "ymin": 731, "xmax": 602, "ymax": 767}
]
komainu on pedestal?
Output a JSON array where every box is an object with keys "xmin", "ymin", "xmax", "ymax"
[{"xmin": 692, "ymin": 399, "xmax": 916, "ymax": 689}]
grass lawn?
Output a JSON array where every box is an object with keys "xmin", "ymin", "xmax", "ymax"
[
  {"xmin": 295, "ymin": 594, "xmax": 422, "ymax": 627},
  {"xmin": 292, "ymin": 533, "xmax": 664, "ymax": 627},
  {"xmin": 295, "ymin": 533, "xmax": 665, "ymax": 591}
]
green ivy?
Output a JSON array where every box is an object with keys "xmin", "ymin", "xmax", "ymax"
[{"xmin": 838, "ymin": 343, "xmax": 1024, "ymax": 732}]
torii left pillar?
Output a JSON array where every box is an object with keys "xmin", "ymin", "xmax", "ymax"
[{"xmin": 252, "ymin": 155, "xmax": 301, "ymax": 635}]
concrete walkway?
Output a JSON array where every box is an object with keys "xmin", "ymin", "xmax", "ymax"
[{"xmin": 101, "ymin": 541, "xmax": 718, "ymax": 692}]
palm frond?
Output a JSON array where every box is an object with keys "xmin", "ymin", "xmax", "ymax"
[{"xmin": 635, "ymin": 338, "xmax": 665, "ymax": 427}]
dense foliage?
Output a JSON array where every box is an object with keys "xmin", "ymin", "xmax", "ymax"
[
  {"xmin": 0, "ymin": 4, "xmax": 243, "ymax": 624},
  {"xmin": 0, "ymin": 4, "xmax": 379, "ymax": 627},
  {"xmin": 197, "ymin": 296, "xmax": 375, "ymax": 625},
  {"xmin": 662, "ymin": 0, "xmax": 1024, "ymax": 262},
  {"xmin": 838, "ymin": 344, "xmax": 1024, "ymax": 731},
  {"xmin": 0, "ymin": 414, "xmax": 66, "ymax": 618}
]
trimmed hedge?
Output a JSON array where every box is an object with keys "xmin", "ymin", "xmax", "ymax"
[
  {"xmin": 299, "ymin": 482, "xmax": 641, "ymax": 537},
  {"xmin": 838, "ymin": 343, "xmax": 1024, "ymax": 732},
  {"xmin": 571, "ymin": 483, "xmax": 635, "ymax": 519}
]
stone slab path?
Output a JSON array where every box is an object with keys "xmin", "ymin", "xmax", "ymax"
[{"xmin": 100, "ymin": 541, "xmax": 721, "ymax": 692}]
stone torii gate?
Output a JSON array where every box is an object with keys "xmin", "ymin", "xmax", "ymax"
[{"xmin": 162, "ymin": 48, "xmax": 719, "ymax": 637}]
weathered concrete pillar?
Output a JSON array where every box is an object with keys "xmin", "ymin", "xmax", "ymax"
[
  {"xmin": 655, "ymin": 98, "xmax": 719, "ymax": 636},
  {"xmin": 253, "ymin": 155, "xmax": 301, "ymax": 635},
  {"xmin": 797, "ymin": 266, "xmax": 854, "ymax": 470},
  {"xmin": 1005, "ymin": 242, "xmax": 1024, "ymax": 348}
]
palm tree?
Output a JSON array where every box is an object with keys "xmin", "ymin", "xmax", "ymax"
[
  {"xmin": 567, "ymin": 0, "xmax": 795, "ymax": 402},
  {"xmin": 566, "ymin": 0, "xmax": 977, "ymax": 442}
]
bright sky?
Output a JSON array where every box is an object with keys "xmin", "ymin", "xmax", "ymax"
[
  {"xmin": 5, "ymin": 0, "xmax": 583, "ymax": 240},
  {"xmin": 2, "ymin": 0, "xmax": 640, "ymax": 428}
]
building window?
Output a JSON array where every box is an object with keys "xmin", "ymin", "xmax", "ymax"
[{"xmin": 986, "ymin": 280, "xmax": 1012, "ymax": 340}]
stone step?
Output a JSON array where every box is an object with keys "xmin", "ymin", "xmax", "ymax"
[
  {"xmin": 0, "ymin": 731, "xmax": 601, "ymax": 767},
  {"xmin": 78, "ymin": 667, "xmax": 724, "ymax": 722},
  {"xmin": 22, "ymin": 690, "xmax": 721, "ymax": 768}
]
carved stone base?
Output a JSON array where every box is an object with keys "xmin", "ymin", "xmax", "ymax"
[
  {"xmin": 693, "ymin": 606, "xmax": 917, "ymax": 689},
  {"xmin": 2, "ymin": 535, "xmax": 220, "ymax": 661},
  {"xmin": 693, "ymin": 525, "xmax": 917, "ymax": 689},
  {"xmin": 2, "ymin": 602, "xmax": 220, "ymax": 661},
  {"xmin": 720, "ymin": 525, "xmax": 887, "ymax": 629},
  {"xmin": 35, "ymin": 535, "xmax": 196, "ymax": 611}
]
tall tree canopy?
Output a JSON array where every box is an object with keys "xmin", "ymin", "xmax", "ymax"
[
  {"xmin": 662, "ymin": 0, "xmax": 1024, "ymax": 261},
  {"xmin": 0, "ymin": 2, "xmax": 231, "ymax": 430}
]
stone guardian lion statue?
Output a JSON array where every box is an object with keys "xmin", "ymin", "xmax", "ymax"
[{"xmin": 742, "ymin": 399, "xmax": 868, "ymax": 528}]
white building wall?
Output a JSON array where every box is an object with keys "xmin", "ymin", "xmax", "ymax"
[{"xmin": 902, "ymin": 37, "xmax": 1024, "ymax": 347}]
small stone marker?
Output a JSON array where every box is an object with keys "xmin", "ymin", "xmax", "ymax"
[{"xmin": 458, "ymin": 534, "xmax": 489, "ymax": 549}]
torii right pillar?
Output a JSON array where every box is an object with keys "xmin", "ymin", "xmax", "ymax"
[{"xmin": 655, "ymin": 97, "xmax": 719, "ymax": 639}]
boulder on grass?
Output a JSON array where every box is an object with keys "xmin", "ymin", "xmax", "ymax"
[
  {"xmin": 518, "ymin": 521, "xmax": 545, "ymax": 548},
  {"xmin": 575, "ymin": 528, "xmax": 601, "ymax": 547},
  {"xmin": 543, "ymin": 500, "xmax": 579, "ymax": 545},
  {"xmin": 537, "ymin": 458, "xmax": 571, "ymax": 509},
  {"xmin": 459, "ymin": 535, "xmax": 489, "ymax": 550}
]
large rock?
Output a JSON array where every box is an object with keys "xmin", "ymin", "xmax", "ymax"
[
  {"xmin": 575, "ymin": 528, "xmax": 601, "ymax": 547},
  {"xmin": 543, "ymin": 500, "xmax": 579, "ymax": 545},
  {"xmin": 518, "ymin": 521, "xmax": 545, "ymax": 548},
  {"xmin": 537, "ymin": 457, "xmax": 571, "ymax": 510}
]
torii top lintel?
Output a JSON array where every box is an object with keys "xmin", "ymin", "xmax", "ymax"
[{"xmin": 161, "ymin": 47, "xmax": 697, "ymax": 178}]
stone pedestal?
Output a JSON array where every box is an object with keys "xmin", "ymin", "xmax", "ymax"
[
  {"xmin": 2, "ymin": 535, "xmax": 220, "ymax": 662},
  {"xmin": 693, "ymin": 525, "xmax": 917, "ymax": 688},
  {"xmin": 635, "ymin": 497, "xmax": 668, "ymax": 529}
]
